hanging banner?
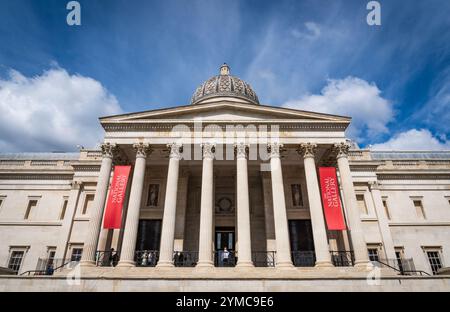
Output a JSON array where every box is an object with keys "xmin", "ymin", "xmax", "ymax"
[
  {"xmin": 103, "ymin": 165, "xmax": 131, "ymax": 229},
  {"xmin": 319, "ymin": 167, "xmax": 347, "ymax": 230}
]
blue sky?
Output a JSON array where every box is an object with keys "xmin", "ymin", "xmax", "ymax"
[{"xmin": 0, "ymin": 0, "xmax": 449, "ymax": 151}]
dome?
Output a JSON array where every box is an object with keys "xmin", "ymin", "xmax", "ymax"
[{"xmin": 191, "ymin": 63, "xmax": 259, "ymax": 105}]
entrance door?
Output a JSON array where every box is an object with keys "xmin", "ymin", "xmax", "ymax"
[
  {"xmin": 215, "ymin": 227, "xmax": 235, "ymax": 266},
  {"xmin": 135, "ymin": 219, "xmax": 162, "ymax": 251},
  {"xmin": 288, "ymin": 220, "xmax": 315, "ymax": 266},
  {"xmin": 134, "ymin": 220, "xmax": 162, "ymax": 266}
]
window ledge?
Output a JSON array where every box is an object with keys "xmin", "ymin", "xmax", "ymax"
[{"xmin": 0, "ymin": 220, "xmax": 62, "ymax": 226}]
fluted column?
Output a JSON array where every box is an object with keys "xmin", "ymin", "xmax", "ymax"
[
  {"xmin": 80, "ymin": 143, "xmax": 117, "ymax": 266},
  {"xmin": 298, "ymin": 143, "xmax": 333, "ymax": 267},
  {"xmin": 196, "ymin": 143, "xmax": 215, "ymax": 267},
  {"xmin": 235, "ymin": 143, "xmax": 254, "ymax": 267},
  {"xmin": 268, "ymin": 143, "xmax": 293, "ymax": 267},
  {"xmin": 117, "ymin": 143, "xmax": 152, "ymax": 267},
  {"xmin": 157, "ymin": 143, "xmax": 183, "ymax": 267},
  {"xmin": 369, "ymin": 181, "xmax": 396, "ymax": 260},
  {"xmin": 334, "ymin": 142, "xmax": 369, "ymax": 267}
]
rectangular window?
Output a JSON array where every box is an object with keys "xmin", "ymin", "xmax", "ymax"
[
  {"xmin": 356, "ymin": 194, "xmax": 368, "ymax": 214},
  {"xmin": 71, "ymin": 248, "xmax": 83, "ymax": 262},
  {"xmin": 147, "ymin": 184, "xmax": 160, "ymax": 207},
  {"xmin": 24, "ymin": 199, "xmax": 38, "ymax": 220},
  {"xmin": 426, "ymin": 251, "xmax": 443, "ymax": 275},
  {"xmin": 291, "ymin": 184, "xmax": 303, "ymax": 207},
  {"xmin": 382, "ymin": 198, "xmax": 391, "ymax": 220},
  {"xmin": 367, "ymin": 248, "xmax": 379, "ymax": 262},
  {"xmin": 60, "ymin": 197, "xmax": 69, "ymax": 220},
  {"xmin": 8, "ymin": 251, "xmax": 25, "ymax": 274},
  {"xmin": 82, "ymin": 194, "xmax": 95, "ymax": 215},
  {"xmin": 0, "ymin": 196, "xmax": 5, "ymax": 214},
  {"xmin": 413, "ymin": 200, "xmax": 426, "ymax": 219},
  {"xmin": 47, "ymin": 248, "xmax": 56, "ymax": 268},
  {"xmin": 395, "ymin": 247, "xmax": 405, "ymax": 272}
]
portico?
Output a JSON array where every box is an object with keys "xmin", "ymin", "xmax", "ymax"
[
  {"xmin": 79, "ymin": 141, "xmax": 368, "ymax": 270},
  {"xmin": 77, "ymin": 64, "xmax": 370, "ymax": 271}
]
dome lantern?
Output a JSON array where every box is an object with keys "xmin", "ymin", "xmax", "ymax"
[{"xmin": 190, "ymin": 63, "xmax": 259, "ymax": 105}]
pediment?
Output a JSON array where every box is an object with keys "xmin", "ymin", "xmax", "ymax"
[{"xmin": 100, "ymin": 102, "xmax": 350, "ymax": 124}]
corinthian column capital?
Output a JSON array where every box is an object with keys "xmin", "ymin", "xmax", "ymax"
[
  {"xmin": 267, "ymin": 142, "xmax": 283, "ymax": 159},
  {"xmin": 333, "ymin": 142, "xmax": 351, "ymax": 159},
  {"xmin": 70, "ymin": 180, "xmax": 83, "ymax": 190},
  {"xmin": 298, "ymin": 143, "xmax": 317, "ymax": 159},
  {"xmin": 133, "ymin": 143, "xmax": 152, "ymax": 158},
  {"xmin": 100, "ymin": 143, "xmax": 118, "ymax": 159},
  {"xmin": 167, "ymin": 143, "xmax": 183, "ymax": 160},
  {"xmin": 368, "ymin": 181, "xmax": 380, "ymax": 191},
  {"xmin": 234, "ymin": 142, "xmax": 249, "ymax": 159},
  {"xmin": 201, "ymin": 143, "xmax": 216, "ymax": 160}
]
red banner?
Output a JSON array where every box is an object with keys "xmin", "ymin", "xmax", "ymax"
[
  {"xmin": 103, "ymin": 165, "xmax": 131, "ymax": 229},
  {"xmin": 319, "ymin": 167, "xmax": 347, "ymax": 230}
]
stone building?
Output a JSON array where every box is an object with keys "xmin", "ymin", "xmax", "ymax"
[{"xmin": 0, "ymin": 64, "xmax": 449, "ymax": 291}]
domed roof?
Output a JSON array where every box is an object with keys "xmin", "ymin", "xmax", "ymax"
[{"xmin": 191, "ymin": 64, "xmax": 259, "ymax": 105}]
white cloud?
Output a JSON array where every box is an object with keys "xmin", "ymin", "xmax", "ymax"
[
  {"xmin": 291, "ymin": 22, "xmax": 321, "ymax": 40},
  {"xmin": 0, "ymin": 67, "xmax": 123, "ymax": 152},
  {"xmin": 370, "ymin": 129, "xmax": 450, "ymax": 150},
  {"xmin": 283, "ymin": 76, "xmax": 393, "ymax": 141},
  {"xmin": 416, "ymin": 70, "xmax": 450, "ymax": 134}
]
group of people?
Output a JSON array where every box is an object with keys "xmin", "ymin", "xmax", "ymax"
[
  {"xmin": 108, "ymin": 248, "xmax": 119, "ymax": 267},
  {"xmin": 104, "ymin": 247, "xmax": 234, "ymax": 267}
]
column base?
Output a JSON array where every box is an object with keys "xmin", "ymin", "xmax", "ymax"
[
  {"xmin": 236, "ymin": 261, "xmax": 254, "ymax": 268},
  {"xmin": 156, "ymin": 261, "xmax": 174, "ymax": 268},
  {"xmin": 116, "ymin": 260, "xmax": 136, "ymax": 267},
  {"xmin": 314, "ymin": 261, "xmax": 334, "ymax": 268},
  {"xmin": 196, "ymin": 261, "xmax": 214, "ymax": 268},
  {"xmin": 79, "ymin": 260, "xmax": 96, "ymax": 267},
  {"xmin": 275, "ymin": 261, "xmax": 294, "ymax": 268}
]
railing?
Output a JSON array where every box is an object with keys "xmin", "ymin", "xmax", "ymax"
[
  {"xmin": 291, "ymin": 251, "xmax": 316, "ymax": 267},
  {"xmin": 373, "ymin": 258, "xmax": 431, "ymax": 276},
  {"xmin": 20, "ymin": 270, "xmax": 47, "ymax": 276},
  {"xmin": 135, "ymin": 250, "xmax": 159, "ymax": 267},
  {"xmin": 330, "ymin": 251, "xmax": 355, "ymax": 267},
  {"xmin": 20, "ymin": 258, "xmax": 78, "ymax": 276},
  {"xmin": 252, "ymin": 251, "xmax": 276, "ymax": 267},
  {"xmin": 96, "ymin": 250, "xmax": 119, "ymax": 267},
  {"xmin": 214, "ymin": 250, "xmax": 236, "ymax": 267},
  {"xmin": 173, "ymin": 251, "xmax": 198, "ymax": 267}
]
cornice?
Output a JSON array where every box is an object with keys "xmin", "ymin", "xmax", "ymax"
[
  {"xmin": 102, "ymin": 121, "xmax": 348, "ymax": 132},
  {"xmin": 0, "ymin": 173, "xmax": 74, "ymax": 180},
  {"xmin": 377, "ymin": 173, "xmax": 450, "ymax": 180}
]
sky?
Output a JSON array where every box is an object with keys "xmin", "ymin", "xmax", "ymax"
[{"xmin": 0, "ymin": 0, "xmax": 449, "ymax": 152}]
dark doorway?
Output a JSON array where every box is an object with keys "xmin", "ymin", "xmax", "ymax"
[
  {"xmin": 215, "ymin": 227, "xmax": 235, "ymax": 266},
  {"xmin": 135, "ymin": 219, "xmax": 162, "ymax": 251},
  {"xmin": 288, "ymin": 220, "xmax": 316, "ymax": 266}
]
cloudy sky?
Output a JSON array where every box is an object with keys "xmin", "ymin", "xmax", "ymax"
[{"xmin": 0, "ymin": 0, "xmax": 449, "ymax": 152}]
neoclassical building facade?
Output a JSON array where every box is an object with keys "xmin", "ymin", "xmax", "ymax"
[{"xmin": 0, "ymin": 64, "xmax": 449, "ymax": 291}]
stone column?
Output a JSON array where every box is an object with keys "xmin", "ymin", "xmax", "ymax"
[
  {"xmin": 298, "ymin": 143, "xmax": 333, "ymax": 267},
  {"xmin": 334, "ymin": 142, "xmax": 369, "ymax": 267},
  {"xmin": 117, "ymin": 143, "xmax": 152, "ymax": 267},
  {"xmin": 369, "ymin": 181, "xmax": 396, "ymax": 260},
  {"xmin": 157, "ymin": 143, "xmax": 183, "ymax": 267},
  {"xmin": 196, "ymin": 143, "xmax": 215, "ymax": 267},
  {"xmin": 268, "ymin": 143, "xmax": 293, "ymax": 267},
  {"xmin": 80, "ymin": 143, "xmax": 117, "ymax": 266},
  {"xmin": 235, "ymin": 143, "xmax": 254, "ymax": 267}
]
